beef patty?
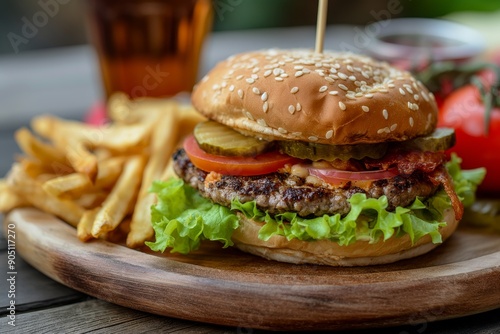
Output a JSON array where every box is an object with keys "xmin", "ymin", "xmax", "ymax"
[{"xmin": 173, "ymin": 149, "xmax": 440, "ymax": 217}]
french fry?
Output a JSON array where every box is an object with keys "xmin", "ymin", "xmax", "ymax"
[
  {"xmin": 6, "ymin": 164, "xmax": 85, "ymax": 226},
  {"xmin": 42, "ymin": 156, "xmax": 126, "ymax": 198},
  {"xmin": 77, "ymin": 208, "xmax": 99, "ymax": 242},
  {"xmin": 94, "ymin": 156, "xmax": 125, "ymax": 189},
  {"xmin": 15, "ymin": 128, "xmax": 68, "ymax": 166},
  {"xmin": 107, "ymin": 93, "xmax": 135, "ymax": 124},
  {"xmin": 32, "ymin": 115, "xmax": 154, "ymax": 152},
  {"xmin": 75, "ymin": 191, "xmax": 108, "ymax": 209},
  {"xmin": 17, "ymin": 158, "xmax": 58, "ymax": 180},
  {"xmin": 42, "ymin": 173, "xmax": 92, "ymax": 198},
  {"xmin": 4, "ymin": 94, "xmax": 208, "ymax": 247},
  {"xmin": 64, "ymin": 137, "xmax": 99, "ymax": 182},
  {"xmin": 0, "ymin": 179, "xmax": 30, "ymax": 212},
  {"xmin": 127, "ymin": 102, "xmax": 179, "ymax": 248},
  {"xmin": 91, "ymin": 156, "xmax": 144, "ymax": 238}
]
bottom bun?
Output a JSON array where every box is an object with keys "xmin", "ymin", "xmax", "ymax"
[{"xmin": 232, "ymin": 208, "xmax": 458, "ymax": 266}]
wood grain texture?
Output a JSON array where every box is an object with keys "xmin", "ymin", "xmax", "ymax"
[
  {"xmin": 0, "ymin": 299, "xmax": 233, "ymax": 334},
  {"xmin": 4, "ymin": 208, "xmax": 500, "ymax": 331}
]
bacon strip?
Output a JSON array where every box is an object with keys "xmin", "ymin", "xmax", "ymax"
[
  {"xmin": 429, "ymin": 166, "xmax": 464, "ymax": 220},
  {"xmin": 366, "ymin": 150, "xmax": 462, "ymax": 220},
  {"xmin": 365, "ymin": 150, "xmax": 446, "ymax": 174}
]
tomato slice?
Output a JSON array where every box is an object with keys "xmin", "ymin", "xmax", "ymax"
[
  {"xmin": 183, "ymin": 135, "xmax": 300, "ymax": 176},
  {"xmin": 308, "ymin": 166, "xmax": 399, "ymax": 186}
]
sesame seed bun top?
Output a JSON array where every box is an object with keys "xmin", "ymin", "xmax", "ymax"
[{"xmin": 191, "ymin": 49, "xmax": 438, "ymax": 145}]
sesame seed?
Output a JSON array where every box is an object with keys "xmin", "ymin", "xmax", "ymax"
[
  {"xmin": 246, "ymin": 78, "xmax": 255, "ymax": 84},
  {"xmin": 238, "ymin": 89, "xmax": 244, "ymax": 99},
  {"xmin": 278, "ymin": 127, "xmax": 287, "ymax": 134},
  {"xmin": 290, "ymin": 87, "xmax": 299, "ymax": 94},
  {"xmin": 292, "ymin": 131, "xmax": 302, "ymax": 137},
  {"xmin": 324, "ymin": 76, "xmax": 335, "ymax": 83},
  {"xmin": 273, "ymin": 68, "xmax": 283, "ymax": 76},
  {"xmin": 294, "ymin": 65, "xmax": 304, "ymax": 70},
  {"xmin": 275, "ymin": 77, "xmax": 284, "ymax": 81},
  {"xmin": 245, "ymin": 111, "xmax": 254, "ymax": 120},
  {"xmin": 257, "ymin": 119, "xmax": 267, "ymax": 127},
  {"xmin": 414, "ymin": 94, "xmax": 420, "ymax": 100},
  {"xmin": 212, "ymin": 84, "xmax": 220, "ymax": 90},
  {"xmin": 346, "ymin": 94, "xmax": 356, "ymax": 100},
  {"xmin": 264, "ymin": 70, "xmax": 272, "ymax": 77},
  {"xmin": 296, "ymin": 103, "xmax": 302, "ymax": 111},
  {"xmin": 338, "ymin": 72, "xmax": 347, "ymax": 80},
  {"xmin": 349, "ymin": 75, "xmax": 357, "ymax": 81},
  {"xmin": 288, "ymin": 105, "xmax": 296, "ymax": 114},
  {"xmin": 236, "ymin": 75, "xmax": 244, "ymax": 80},
  {"xmin": 377, "ymin": 127, "xmax": 391, "ymax": 134},
  {"xmin": 229, "ymin": 85, "xmax": 235, "ymax": 92},
  {"xmin": 399, "ymin": 88, "xmax": 406, "ymax": 95},
  {"xmin": 409, "ymin": 117, "xmax": 414, "ymax": 127},
  {"xmin": 295, "ymin": 71, "xmax": 304, "ymax": 77},
  {"xmin": 326, "ymin": 130, "xmax": 333, "ymax": 139},
  {"xmin": 407, "ymin": 101, "xmax": 413, "ymax": 110},
  {"xmin": 338, "ymin": 84, "xmax": 348, "ymax": 91},
  {"xmin": 330, "ymin": 68, "xmax": 337, "ymax": 74},
  {"xmin": 319, "ymin": 85, "xmax": 328, "ymax": 93},
  {"xmin": 261, "ymin": 92, "xmax": 268, "ymax": 101},
  {"xmin": 252, "ymin": 67, "xmax": 259, "ymax": 74},
  {"xmin": 252, "ymin": 87, "xmax": 260, "ymax": 95},
  {"xmin": 364, "ymin": 93, "xmax": 374, "ymax": 98},
  {"xmin": 388, "ymin": 83, "xmax": 395, "ymax": 88},
  {"xmin": 339, "ymin": 101, "xmax": 347, "ymax": 110},
  {"xmin": 421, "ymin": 91, "xmax": 429, "ymax": 102},
  {"xmin": 263, "ymin": 101, "xmax": 269, "ymax": 113},
  {"xmin": 405, "ymin": 86, "xmax": 414, "ymax": 94},
  {"xmin": 347, "ymin": 65, "xmax": 354, "ymax": 72},
  {"xmin": 302, "ymin": 68, "xmax": 311, "ymax": 74},
  {"xmin": 429, "ymin": 92, "xmax": 435, "ymax": 101},
  {"xmin": 390, "ymin": 124, "xmax": 397, "ymax": 132},
  {"xmin": 362, "ymin": 106, "xmax": 369, "ymax": 112},
  {"xmin": 383, "ymin": 109, "xmax": 388, "ymax": 119},
  {"xmin": 413, "ymin": 103, "xmax": 419, "ymax": 110},
  {"xmin": 329, "ymin": 90, "xmax": 339, "ymax": 95},
  {"xmin": 308, "ymin": 136, "xmax": 319, "ymax": 141}
]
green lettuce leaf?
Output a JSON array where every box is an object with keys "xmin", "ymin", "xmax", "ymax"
[
  {"xmin": 146, "ymin": 155, "xmax": 485, "ymax": 253},
  {"xmin": 146, "ymin": 178, "xmax": 239, "ymax": 254}
]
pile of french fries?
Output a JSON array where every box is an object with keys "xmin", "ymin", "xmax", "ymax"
[{"xmin": 0, "ymin": 93, "xmax": 205, "ymax": 247}]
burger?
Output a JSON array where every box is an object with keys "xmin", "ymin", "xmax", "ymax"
[{"xmin": 146, "ymin": 49, "xmax": 484, "ymax": 266}]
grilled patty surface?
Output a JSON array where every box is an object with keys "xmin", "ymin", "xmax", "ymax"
[{"xmin": 173, "ymin": 149, "xmax": 439, "ymax": 217}]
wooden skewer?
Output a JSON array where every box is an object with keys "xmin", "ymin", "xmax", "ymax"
[{"xmin": 315, "ymin": 0, "xmax": 328, "ymax": 53}]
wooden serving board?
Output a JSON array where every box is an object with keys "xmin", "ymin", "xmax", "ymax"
[{"xmin": 5, "ymin": 208, "xmax": 500, "ymax": 331}]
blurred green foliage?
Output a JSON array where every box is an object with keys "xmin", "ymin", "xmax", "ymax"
[{"xmin": 403, "ymin": 0, "xmax": 500, "ymax": 18}]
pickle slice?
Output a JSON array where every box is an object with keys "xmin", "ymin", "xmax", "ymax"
[
  {"xmin": 194, "ymin": 121, "xmax": 271, "ymax": 156},
  {"xmin": 278, "ymin": 141, "xmax": 388, "ymax": 161},
  {"xmin": 399, "ymin": 128, "xmax": 456, "ymax": 152}
]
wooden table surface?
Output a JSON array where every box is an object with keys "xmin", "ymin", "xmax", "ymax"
[{"xmin": 1, "ymin": 25, "xmax": 499, "ymax": 333}]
